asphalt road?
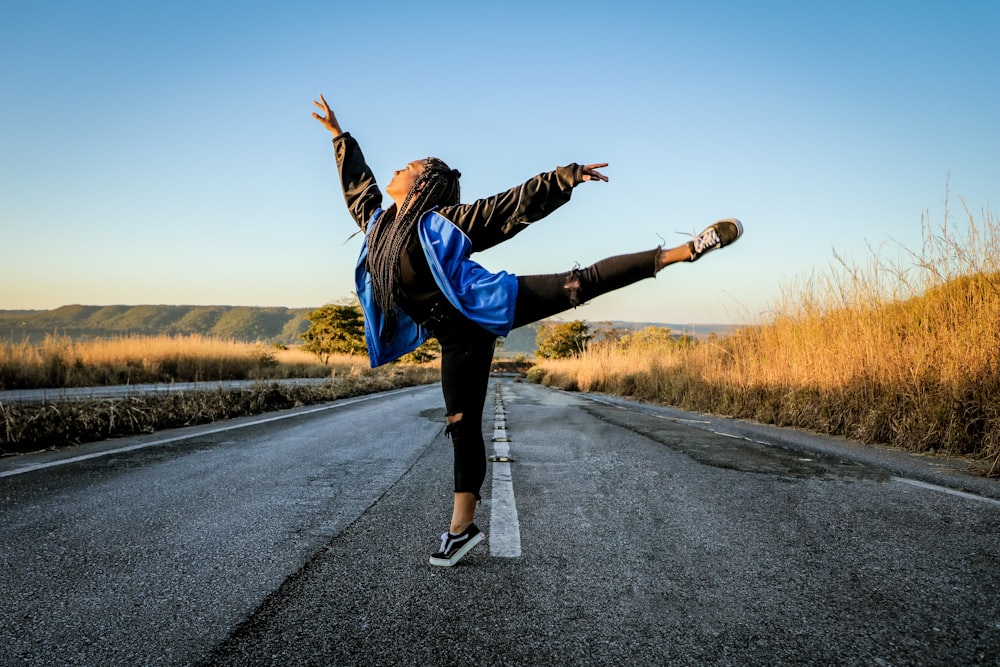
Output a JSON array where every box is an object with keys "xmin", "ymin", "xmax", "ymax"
[{"xmin": 1, "ymin": 379, "xmax": 998, "ymax": 666}]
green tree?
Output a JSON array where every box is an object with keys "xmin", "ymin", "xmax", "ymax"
[
  {"xmin": 535, "ymin": 320, "xmax": 592, "ymax": 359},
  {"xmin": 398, "ymin": 337, "xmax": 441, "ymax": 364},
  {"xmin": 616, "ymin": 325, "xmax": 696, "ymax": 350},
  {"xmin": 301, "ymin": 303, "xmax": 366, "ymax": 363},
  {"xmin": 617, "ymin": 325, "xmax": 673, "ymax": 349}
]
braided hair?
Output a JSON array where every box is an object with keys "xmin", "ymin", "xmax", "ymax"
[{"xmin": 367, "ymin": 157, "xmax": 461, "ymax": 339}]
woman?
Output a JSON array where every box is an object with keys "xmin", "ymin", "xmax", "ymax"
[{"xmin": 312, "ymin": 94, "xmax": 742, "ymax": 567}]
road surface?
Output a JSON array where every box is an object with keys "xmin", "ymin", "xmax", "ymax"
[{"xmin": 1, "ymin": 379, "xmax": 998, "ymax": 666}]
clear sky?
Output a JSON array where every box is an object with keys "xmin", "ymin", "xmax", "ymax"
[{"xmin": 2, "ymin": 0, "xmax": 997, "ymax": 325}]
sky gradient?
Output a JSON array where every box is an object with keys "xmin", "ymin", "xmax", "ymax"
[{"xmin": 2, "ymin": 1, "xmax": 997, "ymax": 325}]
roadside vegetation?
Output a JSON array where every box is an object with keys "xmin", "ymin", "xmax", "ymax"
[
  {"xmin": 0, "ymin": 334, "xmax": 334, "ymax": 389},
  {"xmin": 1, "ymin": 365, "xmax": 438, "ymax": 455},
  {"xmin": 0, "ymin": 332, "xmax": 439, "ymax": 455},
  {"xmin": 529, "ymin": 199, "xmax": 1000, "ymax": 477}
]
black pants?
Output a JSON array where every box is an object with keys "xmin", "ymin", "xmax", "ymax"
[{"xmin": 429, "ymin": 248, "xmax": 659, "ymax": 498}]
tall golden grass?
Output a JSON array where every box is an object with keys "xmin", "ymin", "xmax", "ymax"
[
  {"xmin": 0, "ymin": 334, "xmax": 368, "ymax": 389},
  {"xmin": 532, "ymin": 198, "xmax": 1000, "ymax": 474}
]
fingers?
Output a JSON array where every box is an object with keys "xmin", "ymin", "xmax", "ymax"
[
  {"xmin": 312, "ymin": 94, "xmax": 332, "ymax": 114},
  {"xmin": 311, "ymin": 98, "xmax": 327, "ymax": 121},
  {"xmin": 581, "ymin": 163, "xmax": 609, "ymax": 183}
]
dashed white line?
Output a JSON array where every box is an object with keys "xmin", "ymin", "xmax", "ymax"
[{"xmin": 489, "ymin": 382, "xmax": 522, "ymax": 558}]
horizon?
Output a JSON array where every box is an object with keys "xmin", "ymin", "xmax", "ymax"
[{"xmin": 0, "ymin": 303, "xmax": 742, "ymax": 328}]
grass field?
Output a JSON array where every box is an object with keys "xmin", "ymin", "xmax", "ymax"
[
  {"xmin": 0, "ymin": 334, "xmax": 343, "ymax": 389},
  {"xmin": 530, "ymin": 199, "xmax": 1000, "ymax": 476}
]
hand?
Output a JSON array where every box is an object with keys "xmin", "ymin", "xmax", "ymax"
[
  {"xmin": 311, "ymin": 94, "xmax": 343, "ymax": 137},
  {"xmin": 580, "ymin": 163, "xmax": 609, "ymax": 182}
]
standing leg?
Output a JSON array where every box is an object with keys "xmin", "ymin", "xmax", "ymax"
[
  {"xmin": 434, "ymin": 317, "xmax": 497, "ymax": 533},
  {"xmin": 426, "ymin": 316, "xmax": 495, "ymax": 566}
]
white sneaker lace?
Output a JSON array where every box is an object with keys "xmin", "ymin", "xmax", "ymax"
[{"xmin": 691, "ymin": 228, "xmax": 721, "ymax": 255}]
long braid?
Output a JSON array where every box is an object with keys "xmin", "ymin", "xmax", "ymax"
[{"xmin": 367, "ymin": 157, "xmax": 461, "ymax": 339}]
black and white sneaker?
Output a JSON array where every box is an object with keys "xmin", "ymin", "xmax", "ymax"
[
  {"xmin": 429, "ymin": 523, "xmax": 484, "ymax": 567},
  {"xmin": 688, "ymin": 218, "xmax": 743, "ymax": 262}
]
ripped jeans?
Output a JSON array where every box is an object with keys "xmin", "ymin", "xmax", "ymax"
[{"xmin": 427, "ymin": 248, "xmax": 660, "ymax": 498}]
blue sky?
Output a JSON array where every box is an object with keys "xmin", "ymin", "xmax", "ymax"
[{"xmin": 2, "ymin": 0, "xmax": 997, "ymax": 325}]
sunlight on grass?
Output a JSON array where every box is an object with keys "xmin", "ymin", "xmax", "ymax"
[
  {"xmin": 533, "ymin": 197, "xmax": 1000, "ymax": 473},
  {"xmin": 0, "ymin": 334, "xmax": 377, "ymax": 389}
]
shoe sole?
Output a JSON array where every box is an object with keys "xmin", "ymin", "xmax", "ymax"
[{"xmin": 428, "ymin": 532, "xmax": 484, "ymax": 567}]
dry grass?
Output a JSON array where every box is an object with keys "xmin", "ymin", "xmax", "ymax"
[
  {"xmin": 0, "ymin": 334, "xmax": 360, "ymax": 389},
  {"xmin": 532, "ymin": 197, "xmax": 1000, "ymax": 476}
]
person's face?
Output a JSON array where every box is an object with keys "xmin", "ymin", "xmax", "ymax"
[{"xmin": 386, "ymin": 159, "xmax": 426, "ymax": 205}]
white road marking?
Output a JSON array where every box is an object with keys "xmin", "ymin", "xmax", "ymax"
[
  {"xmin": 0, "ymin": 386, "xmax": 426, "ymax": 479},
  {"xmin": 489, "ymin": 382, "xmax": 522, "ymax": 558},
  {"xmin": 892, "ymin": 477, "xmax": 1000, "ymax": 507}
]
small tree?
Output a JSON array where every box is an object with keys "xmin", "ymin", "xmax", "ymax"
[
  {"xmin": 535, "ymin": 320, "xmax": 592, "ymax": 359},
  {"xmin": 398, "ymin": 337, "xmax": 441, "ymax": 364},
  {"xmin": 617, "ymin": 325, "xmax": 673, "ymax": 349},
  {"xmin": 301, "ymin": 303, "xmax": 366, "ymax": 363}
]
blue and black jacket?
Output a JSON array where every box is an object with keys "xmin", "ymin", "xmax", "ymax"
[{"xmin": 332, "ymin": 132, "xmax": 584, "ymax": 366}]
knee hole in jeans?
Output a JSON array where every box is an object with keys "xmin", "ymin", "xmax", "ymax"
[{"xmin": 563, "ymin": 268, "xmax": 583, "ymax": 307}]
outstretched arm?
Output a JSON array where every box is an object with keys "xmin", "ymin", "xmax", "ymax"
[
  {"xmin": 312, "ymin": 95, "xmax": 382, "ymax": 231},
  {"xmin": 439, "ymin": 162, "xmax": 610, "ymax": 252}
]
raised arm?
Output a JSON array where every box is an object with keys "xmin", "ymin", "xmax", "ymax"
[
  {"xmin": 312, "ymin": 95, "xmax": 383, "ymax": 231},
  {"xmin": 438, "ymin": 163, "xmax": 609, "ymax": 252}
]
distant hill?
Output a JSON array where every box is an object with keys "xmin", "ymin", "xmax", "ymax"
[
  {"xmin": 0, "ymin": 305, "xmax": 313, "ymax": 345},
  {"xmin": 0, "ymin": 306, "xmax": 739, "ymax": 350}
]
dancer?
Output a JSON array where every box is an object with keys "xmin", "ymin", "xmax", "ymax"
[{"xmin": 312, "ymin": 94, "xmax": 742, "ymax": 566}]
